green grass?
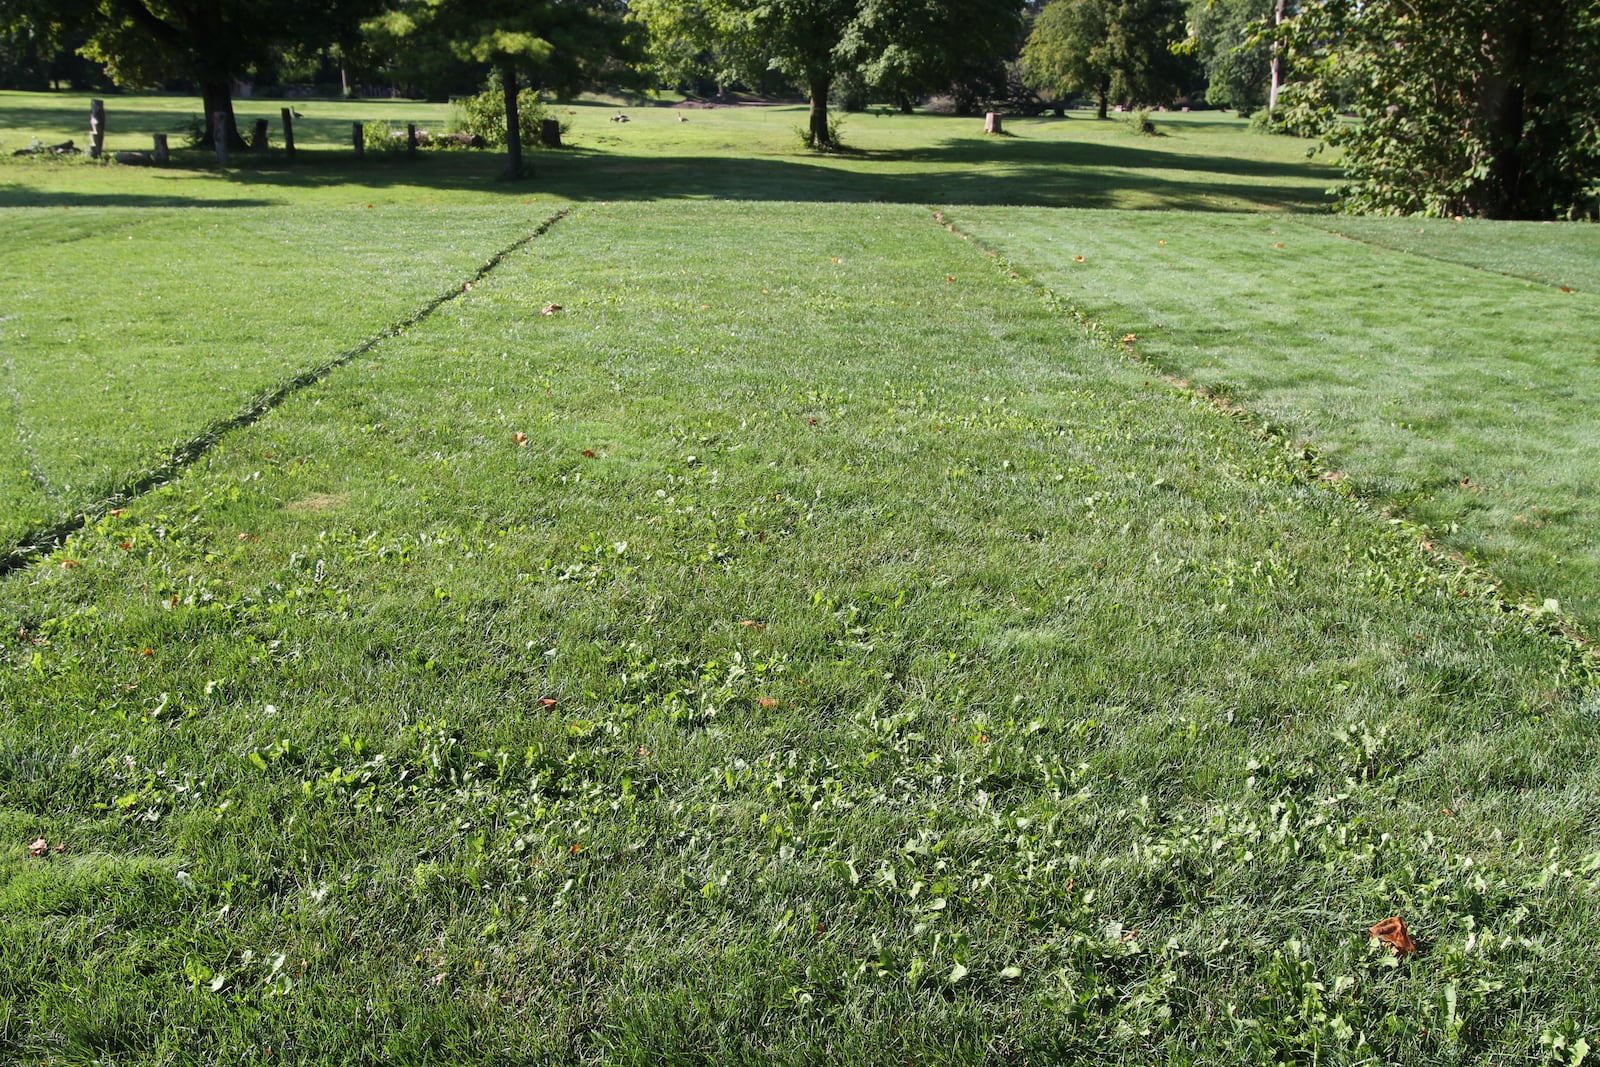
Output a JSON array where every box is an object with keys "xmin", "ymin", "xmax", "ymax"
[
  {"xmin": 0, "ymin": 205, "xmax": 553, "ymax": 554},
  {"xmin": 3, "ymin": 199, "xmax": 1597, "ymax": 1064},
  {"xmin": 945, "ymin": 207, "xmax": 1600, "ymax": 636},
  {"xmin": 2, "ymin": 89, "xmax": 1338, "ymax": 210},
  {"xmin": 3, "ymin": 90, "xmax": 1599, "ymax": 1064}
]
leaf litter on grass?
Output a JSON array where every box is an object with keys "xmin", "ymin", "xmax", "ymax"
[{"xmin": 1, "ymin": 201, "xmax": 1597, "ymax": 1064}]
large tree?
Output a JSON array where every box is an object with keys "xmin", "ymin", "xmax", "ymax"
[
  {"xmin": 0, "ymin": 0, "xmax": 382, "ymax": 147},
  {"xmin": 1187, "ymin": 0, "xmax": 1291, "ymax": 116},
  {"xmin": 1022, "ymin": 0, "xmax": 1194, "ymax": 119},
  {"xmin": 1280, "ymin": 0, "xmax": 1600, "ymax": 218},
  {"xmin": 368, "ymin": 0, "xmax": 638, "ymax": 178},
  {"xmin": 631, "ymin": 0, "xmax": 1026, "ymax": 150}
]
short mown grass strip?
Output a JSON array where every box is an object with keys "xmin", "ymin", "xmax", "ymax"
[{"xmin": 3, "ymin": 201, "xmax": 1597, "ymax": 1064}]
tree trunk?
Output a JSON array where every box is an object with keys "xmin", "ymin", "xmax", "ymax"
[
  {"xmin": 1267, "ymin": 0, "xmax": 1286, "ymax": 116},
  {"xmin": 501, "ymin": 65, "xmax": 524, "ymax": 179},
  {"xmin": 200, "ymin": 80, "xmax": 245, "ymax": 150},
  {"xmin": 808, "ymin": 75, "xmax": 833, "ymax": 149},
  {"xmin": 1096, "ymin": 77, "xmax": 1109, "ymax": 120},
  {"xmin": 1476, "ymin": 24, "xmax": 1532, "ymax": 219}
]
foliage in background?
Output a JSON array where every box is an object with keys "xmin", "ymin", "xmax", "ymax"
[
  {"xmin": 1022, "ymin": 0, "xmax": 1196, "ymax": 119},
  {"xmin": 363, "ymin": 0, "xmax": 638, "ymax": 177},
  {"xmin": 447, "ymin": 77, "xmax": 554, "ymax": 147},
  {"xmin": 0, "ymin": 0, "xmax": 384, "ymax": 147},
  {"xmin": 1186, "ymin": 0, "xmax": 1280, "ymax": 116},
  {"xmin": 1279, "ymin": 0, "xmax": 1600, "ymax": 219},
  {"xmin": 631, "ymin": 0, "xmax": 1025, "ymax": 150}
]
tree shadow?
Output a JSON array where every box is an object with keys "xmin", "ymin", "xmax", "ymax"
[{"xmin": 0, "ymin": 186, "xmax": 276, "ymax": 208}]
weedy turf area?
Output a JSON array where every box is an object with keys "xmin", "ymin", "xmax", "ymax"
[{"xmin": 2, "ymin": 94, "xmax": 1599, "ymax": 1065}]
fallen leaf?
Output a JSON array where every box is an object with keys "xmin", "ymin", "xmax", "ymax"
[
  {"xmin": 1561, "ymin": 286, "xmax": 1573, "ymax": 293},
  {"xmin": 59, "ymin": 559, "xmax": 80, "ymax": 568},
  {"xmin": 568, "ymin": 844, "xmax": 583, "ymax": 854},
  {"xmin": 740, "ymin": 620, "xmax": 766, "ymax": 630},
  {"xmin": 1158, "ymin": 240, "xmax": 1167, "ymax": 246},
  {"xmin": 759, "ymin": 697, "xmax": 779, "ymax": 708},
  {"xmin": 538, "ymin": 697, "xmax": 558, "ymax": 708},
  {"xmin": 512, "ymin": 432, "xmax": 528, "ymax": 446},
  {"xmin": 1274, "ymin": 242, "xmax": 1284, "ymax": 248},
  {"xmin": 830, "ymin": 257, "xmax": 841, "ymax": 263},
  {"xmin": 141, "ymin": 647, "xmax": 154, "ymax": 656},
  {"xmin": 1121, "ymin": 333, "xmax": 1138, "ymax": 344},
  {"xmin": 119, "ymin": 542, "xmax": 132, "ymax": 550},
  {"xmin": 1073, "ymin": 255, "xmax": 1086, "ymax": 263},
  {"xmin": 28, "ymin": 837, "xmax": 48, "ymax": 857},
  {"xmin": 581, "ymin": 449, "xmax": 597, "ymax": 458},
  {"xmin": 54, "ymin": 843, "xmax": 66, "ymax": 853},
  {"xmin": 109, "ymin": 508, "xmax": 127, "ymax": 517},
  {"xmin": 945, "ymin": 275, "xmax": 955, "ymax": 282},
  {"xmin": 541, "ymin": 303, "xmax": 562, "ymax": 315},
  {"xmin": 1369, "ymin": 915, "xmax": 1417, "ymax": 956}
]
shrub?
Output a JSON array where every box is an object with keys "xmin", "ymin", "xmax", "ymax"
[
  {"xmin": 448, "ymin": 80, "xmax": 557, "ymax": 149},
  {"xmin": 1125, "ymin": 108, "xmax": 1157, "ymax": 136}
]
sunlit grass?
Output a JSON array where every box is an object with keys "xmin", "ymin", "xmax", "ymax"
[
  {"xmin": 944, "ymin": 207, "xmax": 1600, "ymax": 636},
  {"xmin": 2, "ymin": 201, "xmax": 1596, "ymax": 1064}
]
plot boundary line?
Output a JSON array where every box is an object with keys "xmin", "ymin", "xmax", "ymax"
[{"xmin": 0, "ymin": 207, "xmax": 573, "ymax": 579}]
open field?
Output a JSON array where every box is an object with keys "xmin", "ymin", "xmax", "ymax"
[{"xmin": 2, "ymin": 92, "xmax": 1598, "ymax": 1063}]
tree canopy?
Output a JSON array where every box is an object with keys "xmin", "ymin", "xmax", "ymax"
[
  {"xmin": 1281, "ymin": 0, "xmax": 1600, "ymax": 219},
  {"xmin": 0, "ymin": 0, "xmax": 384, "ymax": 146},
  {"xmin": 367, "ymin": 0, "xmax": 637, "ymax": 177},
  {"xmin": 632, "ymin": 0, "xmax": 1025, "ymax": 149},
  {"xmin": 1022, "ymin": 0, "xmax": 1194, "ymax": 119}
]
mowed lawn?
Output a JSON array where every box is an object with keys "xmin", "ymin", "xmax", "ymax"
[
  {"xmin": 946, "ymin": 208, "xmax": 1600, "ymax": 635},
  {"xmin": 3, "ymin": 91, "xmax": 1600, "ymax": 1063},
  {"xmin": 3, "ymin": 200, "xmax": 1597, "ymax": 1064},
  {"xmin": 0, "ymin": 205, "xmax": 554, "ymax": 555}
]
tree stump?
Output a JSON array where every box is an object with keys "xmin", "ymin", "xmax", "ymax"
[
  {"xmin": 89, "ymin": 99, "xmax": 105, "ymax": 159},
  {"xmin": 540, "ymin": 118, "xmax": 562, "ymax": 148},
  {"xmin": 407, "ymin": 123, "xmax": 418, "ymax": 155},
  {"xmin": 252, "ymin": 118, "xmax": 269, "ymax": 150},
  {"xmin": 152, "ymin": 133, "xmax": 169, "ymax": 163},
  {"xmin": 984, "ymin": 112, "xmax": 1003, "ymax": 135},
  {"xmin": 352, "ymin": 122, "xmax": 364, "ymax": 158}
]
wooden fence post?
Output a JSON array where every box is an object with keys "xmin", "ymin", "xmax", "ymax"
[
  {"xmin": 89, "ymin": 99, "xmax": 105, "ymax": 159},
  {"xmin": 407, "ymin": 122, "xmax": 417, "ymax": 155},
  {"xmin": 252, "ymin": 118, "xmax": 269, "ymax": 150},
  {"xmin": 152, "ymin": 133, "xmax": 168, "ymax": 163},
  {"xmin": 213, "ymin": 112, "xmax": 229, "ymax": 165},
  {"xmin": 352, "ymin": 122, "xmax": 364, "ymax": 158},
  {"xmin": 281, "ymin": 108, "xmax": 296, "ymax": 161}
]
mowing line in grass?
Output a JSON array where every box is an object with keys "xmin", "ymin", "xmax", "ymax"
[
  {"xmin": 0, "ymin": 208, "xmax": 572, "ymax": 579},
  {"xmin": 932, "ymin": 209, "xmax": 1598, "ymax": 665}
]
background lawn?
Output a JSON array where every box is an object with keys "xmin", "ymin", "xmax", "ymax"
[{"xmin": 2, "ymin": 92, "xmax": 1597, "ymax": 1064}]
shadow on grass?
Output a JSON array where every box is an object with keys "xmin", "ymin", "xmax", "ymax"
[
  {"xmin": 0, "ymin": 186, "xmax": 277, "ymax": 208},
  {"xmin": 0, "ymin": 129, "xmax": 1337, "ymax": 211}
]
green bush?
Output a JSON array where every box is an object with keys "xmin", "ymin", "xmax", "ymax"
[
  {"xmin": 1125, "ymin": 108, "xmax": 1157, "ymax": 136},
  {"xmin": 448, "ymin": 80, "xmax": 557, "ymax": 149}
]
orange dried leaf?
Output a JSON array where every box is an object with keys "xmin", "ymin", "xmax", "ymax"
[
  {"xmin": 59, "ymin": 559, "xmax": 80, "ymax": 568},
  {"xmin": 1369, "ymin": 915, "xmax": 1417, "ymax": 956},
  {"xmin": 759, "ymin": 697, "xmax": 779, "ymax": 708},
  {"xmin": 541, "ymin": 303, "xmax": 563, "ymax": 315},
  {"xmin": 54, "ymin": 842, "xmax": 66, "ymax": 853},
  {"xmin": 739, "ymin": 620, "xmax": 766, "ymax": 630},
  {"xmin": 109, "ymin": 508, "xmax": 127, "ymax": 516},
  {"xmin": 1561, "ymin": 286, "xmax": 1573, "ymax": 293},
  {"xmin": 581, "ymin": 449, "xmax": 597, "ymax": 458},
  {"xmin": 538, "ymin": 697, "xmax": 558, "ymax": 708},
  {"xmin": 1121, "ymin": 333, "xmax": 1138, "ymax": 344},
  {"xmin": 28, "ymin": 837, "xmax": 48, "ymax": 857},
  {"xmin": 1073, "ymin": 255, "xmax": 1086, "ymax": 263},
  {"xmin": 512, "ymin": 432, "xmax": 528, "ymax": 446}
]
